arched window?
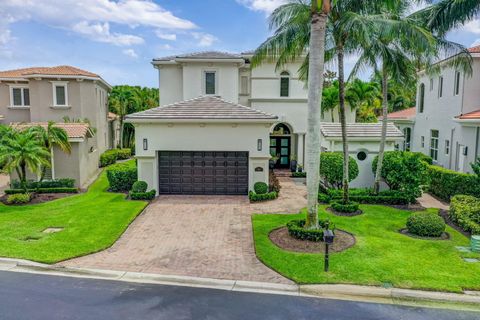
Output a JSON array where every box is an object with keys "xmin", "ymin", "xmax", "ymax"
[
  {"xmin": 280, "ymin": 71, "xmax": 290, "ymax": 97},
  {"xmin": 403, "ymin": 127, "xmax": 412, "ymax": 151},
  {"xmin": 273, "ymin": 123, "xmax": 291, "ymax": 135},
  {"xmin": 419, "ymin": 83, "xmax": 425, "ymax": 113}
]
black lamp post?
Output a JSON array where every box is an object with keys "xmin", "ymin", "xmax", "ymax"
[{"xmin": 323, "ymin": 229, "xmax": 335, "ymax": 272}]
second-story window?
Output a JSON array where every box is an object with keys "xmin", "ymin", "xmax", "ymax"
[
  {"xmin": 280, "ymin": 71, "xmax": 290, "ymax": 97},
  {"xmin": 205, "ymin": 71, "xmax": 216, "ymax": 95},
  {"xmin": 419, "ymin": 83, "xmax": 425, "ymax": 113},
  {"xmin": 52, "ymin": 82, "xmax": 69, "ymax": 106},
  {"xmin": 438, "ymin": 76, "xmax": 443, "ymax": 98},
  {"xmin": 10, "ymin": 87, "xmax": 30, "ymax": 107},
  {"xmin": 430, "ymin": 130, "xmax": 439, "ymax": 161},
  {"xmin": 454, "ymin": 71, "xmax": 461, "ymax": 96}
]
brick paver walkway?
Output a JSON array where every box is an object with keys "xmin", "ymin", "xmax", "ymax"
[{"xmin": 61, "ymin": 176, "xmax": 307, "ymax": 283}]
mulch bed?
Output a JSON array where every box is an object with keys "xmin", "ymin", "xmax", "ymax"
[
  {"xmin": 386, "ymin": 203, "xmax": 426, "ymax": 211},
  {"xmin": 399, "ymin": 228, "xmax": 450, "ymax": 241},
  {"xmin": 0, "ymin": 193, "xmax": 77, "ymax": 206},
  {"xmin": 269, "ymin": 227, "xmax": 356, "ymax": 253},
  {"xmin": 439, "ymin": 209, "xmax": 471, "ymax": 238},
  {"xmin": 326, "ymin": 207, "xmax": 363, "ymax": 217}
]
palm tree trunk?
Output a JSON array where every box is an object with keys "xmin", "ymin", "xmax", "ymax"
[
  {"xmin": 337, "ymin": 46, "xmax": 349, "ymax": 204},
  {"xmin": 305, "ymin": 8, "xmax": 328, "ymax": 230},
  {"xmin": 374, "ymin": 65, "xmax": 389, "ymax": 194},
  {"xmin": 119, "ymin": 117, "xmax": 124, "ymax": 149},
  {"xmin": 20, "ymin": 163, "xmax": 27, "ymax": 193}
]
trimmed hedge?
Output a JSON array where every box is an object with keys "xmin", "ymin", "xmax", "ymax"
[
  {"xmin": 428, "ymin": 165, "xmax": 480, "ymax": 202},
  {"xmin": 132, "ymin": 181, "xmax": 148, "ymax": 193},
  {"xmin": 324, "ymin": 188, "xmax": 410, "ymax": 205},
  {"xmin": 254, "ymin": 182, "xmax": 269, "ymax": 195},
  {"xmin": 116, "ymin": 148, "xmax": 132, "ymax": 160},
  {"xmin": 331, "ymin": 201, "xmax": 359, "ymax": 213},
  {"xmin": 249, "ymin": 191, "xmax": 278, "ymax": 202},
  {"xmin": 6, "ymin": 193, "xmax": 31, "ymax": 204},
  {"xmin": 100, "ymin": 148, "xmax": 132, "ymax": 167},
  {"xmin": 129, "ymin": 190, "xmax": 156, "ymax": 201},
  {"xmin": 106, "ymin": 161, "xmax": 137, "ymax": 192},
  {"xmin": 406, "ymin": 212, "xmax": 446, "ymax": 237},
  {"xmin": 286, "ymin": 219, "xmax": 333, "ymax": 242},
  {"xmin": 11, "ymin": 178, "xmax": 75, "ymax": 189},
  {"xmin": 292, "ymin": 172, "xmax": 307, "ymax": 178},
  {"xmin": 5, "ymin": 188, "xmax": 78, "ymax": 194},
  {"xmin": 449, "ymin": 195, "xmax": 480, "ymax": 235},
  {"xmin": 318, "ymin": 193, "xmax": 331, "ymax": 204}
]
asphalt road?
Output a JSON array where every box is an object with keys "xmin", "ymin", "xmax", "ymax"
[{"xmin": 0, "ymin": 271, "xmax": 478, "ymax": 320}]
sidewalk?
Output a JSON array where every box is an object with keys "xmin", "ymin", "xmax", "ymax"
[{"xmin": 417, "ymin": 193, "xmax": 450, "ymax": 210}]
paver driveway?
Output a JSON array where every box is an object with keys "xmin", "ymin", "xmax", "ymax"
[{"xmin": 62, "ymin": 177, "xmax": 306, "ymax": 284}]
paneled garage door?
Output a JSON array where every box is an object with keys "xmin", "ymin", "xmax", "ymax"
[{"xmin": 158, "ymin": 151, "xmax": 249, "ymax": 195}]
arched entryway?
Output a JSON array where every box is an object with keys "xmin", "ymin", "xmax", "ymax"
[{"xmin": 270, "ymin": 123, "xmax": 293, "ymax": 169}]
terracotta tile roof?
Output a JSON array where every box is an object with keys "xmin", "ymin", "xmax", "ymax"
[
  {"xmin": 321, "ymin": 122, "xmax": 404, "ymax": 139},
  {"xmin": 468, "ymin": 45, "xmax": 480, "ymax": 53},
  {"xmin": 11, "ymin": 122, "xmax": 93, "ymax": 139},
  {"xmin": 126, "ymin": 96, "xmax": 278, "ymax": 121},
  {"xmin": 0, "ymin": 66, "xmax": 99, "ymax": 79},
  {"xmin": 379, "ymin": 107, "xmax": 416, "ymax": 120},
  {"xmin": 456, "ymin": 109, "xmax": 480, "ymax": 120},
  {"xmin": 154, "ymin": 51, "xmax": 243, "ymax": 61}
]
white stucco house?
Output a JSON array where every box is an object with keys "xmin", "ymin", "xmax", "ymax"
[
  {"xmin": 126, "ymin": 51, "xmax": 403, "ymax": 195},
  {"xmin": 380, "ymin": 107, "xmax": 416, "ymax": 152}
]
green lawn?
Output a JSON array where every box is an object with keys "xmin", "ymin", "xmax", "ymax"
[
  {"xmin": 253, "ymin": 205, "xmax": 480, "ymax": 292},
  {"xmin": 0, "ymin": 165, "xmax": 147, "ymax": 264}
]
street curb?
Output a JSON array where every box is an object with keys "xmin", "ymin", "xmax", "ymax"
[{"xmin": 1, "ymin": 257, "xmax": 479, "ymax": 310}]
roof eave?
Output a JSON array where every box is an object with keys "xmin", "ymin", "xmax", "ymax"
[
  {"xmin": 323, "ymin": 136, "xmax": 404, "ymax": 142},
  {"xmin": 125, "ymin": 117, "xmax": 277, "ymax": 124}
]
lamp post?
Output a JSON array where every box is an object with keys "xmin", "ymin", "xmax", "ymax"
[{"xmin": 323, "ymin": 229, "xmax": 335, "ymax": 272}]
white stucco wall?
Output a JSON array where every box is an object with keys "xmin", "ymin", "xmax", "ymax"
[{"xmin": 133, "ymin": 122, "xmax": 273, "ymax": 194}]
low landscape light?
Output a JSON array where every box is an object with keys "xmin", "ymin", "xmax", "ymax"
[{"xmin": 323, "ymin": 229, "xmax": 335, "ymax": 272}]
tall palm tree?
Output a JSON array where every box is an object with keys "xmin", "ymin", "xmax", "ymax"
[
  {"xmin": 28, "ymin": 122, "xmax": 71, "ymax": 183},
  {"xmin": 0, "ymin": 129, "xmax": 51, "ymax": 192},
  {"xmin": 322, "ymin": 81, "xmax": 339, "ymax": 122},
  {"xmin": 109, "ymin": 88, "xmax": 137, "ymax": 148}
]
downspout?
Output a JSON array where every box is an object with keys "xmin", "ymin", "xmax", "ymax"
[{"xmin": 475, "ymin": 127, "xmax": 480, "ymax": 162}]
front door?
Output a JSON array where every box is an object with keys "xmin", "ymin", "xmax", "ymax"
[{"xmin": 270, "ymin": 137, "xmax": 290, "ymax": 168}]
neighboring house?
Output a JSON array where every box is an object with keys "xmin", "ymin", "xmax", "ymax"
[
  {"xmin": 108, "ymin": 112, "xmax": 121, "ymax": 149},
  {"xmin": 412, "ymin": 45, "xmax": 480, "ymax": 173},
  {"xmin": 380, "ymin": 107, "xmax": 416, "ymax": 151},
  {"xmin": 0, "ymin": 66, "xmax": 113, "ymax": 187},
  {"xmin": 126, "ymin": 51, "xmax": 399, "ymax": 196}
]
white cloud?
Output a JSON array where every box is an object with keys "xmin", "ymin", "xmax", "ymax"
[
  {"xmin": 462, "ymin": 19, "xmax": 480, "ymax": 34},
  {"xmin": 155, "ymin": 31, "xmax": 177, "ymax": 41},
  {"xmin": 160, "ymin": 44, "xmax": 173, "ymax": 50},
  {"xmin": 73, "ymin": 21, "xmax": 144, "ymax": 46},
  {"xmin": 192, "ymin": 32, "xmax": 218, "ymax": 47},
  {"xmin": 122, "ymin": 48, "xmax": 138, "ymax": 58},
  {"xmin": 237, "ymin": 0, "xmax": 287, "ymax": 14}
]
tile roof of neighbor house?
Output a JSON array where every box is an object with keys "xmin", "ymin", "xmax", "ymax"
[
  {"xmin": 11, "ymin": 122, "xmax": 93, "ymax": 139},
  {"xmin": 154, "ymin": 51, "xmax": 243, "ymax": 61},
  {"xmin": 379, "ymin": 107, "xmax": 416, "ymax": 120},
  {"xmin": 0, "ymin": 66, "xmax": 100, "ymax": 79},
  {"xmin": 126, "ymin": 96, "xmax": 278, "ymax": 121},
  {"xmin": 321, "ymin": 122, "xmax": 404, "ymax": 138},
  {"xmin": 456, "ymin": 109, "xmax": 480, "ymax": 119},
  {"xmin": 468, "ymin": 45, "xmax": 480, "ymax": 53}
]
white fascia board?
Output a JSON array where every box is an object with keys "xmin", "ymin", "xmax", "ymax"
[
  {"xmin": 323, "ymin": 136, "xmax": 404, "ymax": 142},
  {"xmin": 23, "ymin": 74, "xmax": 111, "ymax": 90},
  {"xmin": 125, "ymin": 118, "xmax": 277, "ymax": 124},
  {"xmin": 175, "ymin": 58, "xmax": 245, "ymax": 64},
  {"xmin": 453, "ymin": 118, "xmax": 480, "ymax": 126}
]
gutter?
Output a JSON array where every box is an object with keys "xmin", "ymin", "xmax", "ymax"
[{"xmin": 125, "ymin": 118, "xmax": 278, "ymax": 124}]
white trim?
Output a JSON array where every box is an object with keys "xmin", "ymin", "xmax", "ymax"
[
  {"xmin": 8, "ymin": 84, "xmax": 30, "ymax": 108},
  {"xmin": 125, "ymin": 118, "xmax": 277, "ymax": 124},
  {"xmin": 51, "ymin": 81, "xmax": 69, "ymax": 107}
]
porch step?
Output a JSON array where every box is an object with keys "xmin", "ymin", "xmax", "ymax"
[{"xmin": 274, "ymin": 170, "xmax": 292, "ymax": 177}]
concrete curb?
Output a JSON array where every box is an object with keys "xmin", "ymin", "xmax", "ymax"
[{"xmin": 1, "ymin": 257, "xmax": 479, "ymax": 310}]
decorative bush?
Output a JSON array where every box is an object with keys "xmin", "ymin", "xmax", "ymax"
[
  {"xmin": 327, "ymin": 188, "xmax": 410, "ymax": 205},
  {"xmin": 292, "ymin": 172, "xmax": 307, "ymax": 178},
  {"xmin": 449, "ymin": 195, "xmax": 480, "ymax": 235},
  {"xmin": 132, "ymin": 181, "xmax": 148, "ymax": 193},
  {"xmin": 100, "ymin": 150, "xmax": 118, "ymax": 167},
  {"xmin": 254, "ymin": 182, "xmax": 269, "ymax": 195},
  {"xmin": 286, "ymin": 219, "xmax": 333, "ymax": 242},
  {"xmin": 106, "ymin": 161, "xmax": 137, "ymax": 192},
  {"xmin": 406, "ymin": 212, "xmax": 446, "ymax": 237},
  {"xmin": 372, "ymin": 151, "xmax": 428, "ymax": 203},
  {"xmin": 320, "ymin": 152, "xmax": 359, "ymax": 189},
  {"xmin": 331, "ymin": 201, "xmax": 359, "ymax": 213},
  {"xmin": 249, "ymin": 191, "xmax": 278, "ymax": 202},
  {"xmin": 5, "ymin": 188, "xmax": 78, "ymax": 194},
  {"xmin": 317, "ymin": 192, "xmax": 331, "ymax": 204},
  {"xmin": 116, "ymin": 148, "xmax": 132, "ymax": 160},
  {"xmin": 427, "ymin": 165, "xmax": 480, "ymax": 202},
  {"xmin": 129, "ymin": 190, "xmax": 156, "ymax": 201},
  {"xmin": 413, "ymin": 152, "xmax": 433, "ymax": 165},
  {"xmin": 6, "ymin": 193, "xmax": 31, "ymax": 205},
  {"xmin": 11, "ymin": 178, "xmax": 75, "ymax": 189},
  {"xmin": 269, "ymin": 171, "xmax": 281, "ymax": 193}
]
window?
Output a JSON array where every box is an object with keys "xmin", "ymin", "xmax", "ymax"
[
  {"xmin": 240, "ymin": 76, "xmax": 249, "ymax": 95},
  {"xmin": 419, "ymin": 83, "xmax": 425, "ymax": 113},
  {"xmin": 445, "ymin": 139, "xmax": 450, "ymax": 155},
  {"xmin": 454, "ymin": 71, "xmax": 461, "ymax": 96},
  {"xmin": 357, "ymin": 151, "xmax": 367, "ymax": 161},
  {"xmin": 403, "ymin": 127, "xmax": 411, "ymax": 151},
  {"xmin": 430, "ymin": 130, "xmax": 439, "ymax": 161},
  {"xmin": 205, "ymin": 71, "xmax": 216, "ymax": 95},
  {"xmin": 438, "ymin": 76, "xmax": 443, "ymax": 98},
  {"xmin": 421, "ymin": 136, "xmax": 425, "ymax": 148},
  {"xmin": 52, "ymin": 82, "xmax": 68, "ymax": 106},
  {"xmin": 280, "ymin": 71, "xmax": 290, "ymax": 97},
  {"xmin": 429, "ymin": 78, "xmax": 434, "ymax": 91},
  {"xmin": 10, "ymin": 87, "xmax": 30, "ymax": 107}
]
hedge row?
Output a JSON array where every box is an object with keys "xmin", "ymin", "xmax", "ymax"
[
  {"xmin": 129, "ymin": 190, "xmax": 156, "ymax": 200},
  {"xmin": 5, "ymin": 188, "xmax": 78, "ymax": 194},
  {"xmin": 449, "ymin": 195, "xmax": 480, "ymax": 235},
  {"xmin": 249, "ymin": 191, "xmax": 278, "ymax": 202},
  {"xmin": 292, "ymin": 172, "xmax": 306, "ymax": 178},
  {"xmin": 428, "ymin": 165, "xmax": 480, "ymax": 202},
  {"xmin": 331, "ymin": 201, "xmax": 359, "ymax": 213},
  {"xmin": 319, "ymin": 188, "xmax": 410, "ymax": 205},
  {"xmin": 100, "ymin": 148, "xmax": 132, "ymax": 167},
  {"xmin": 286, "ymin": 219, "xmax": 333, "ymax": 242},
  {"xmin": 11, "ymin": 178, "xmax": 75, "ymax": 189},
  {"xmin": 106, "ymin": 161, "xmax": 137, "ymax": 192},
  {"xmin": 6, "ymin": 193, "xmax": 31, "ymax": 204}
]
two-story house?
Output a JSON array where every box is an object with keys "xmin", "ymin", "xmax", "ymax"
[
  {"xmin": 126, "ymin": 51, "xmax": 401, "ymax": 195},
  {"xmin": 0, "ymin": 66, "xmax": 114, "ymax": 187},
  {"xmin": 412, "ymin": 46, "xmax": 480, "ymax": 173}
]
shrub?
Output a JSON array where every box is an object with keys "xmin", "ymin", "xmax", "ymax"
[
  {"xmin": 116, "ymin": 148, "xmax": 132, "ymax": 160},
  {"xmin": 320, "ymin": 152, "xmax": 359, "ymax": 189},
  {"xmin": 406, "ymin": 212, "xmax": 446, "ymax": 237},
  {"xmin": 269, "ymin": 171, "xmax": 281, "ymax": 193},
  {"xmin": 292, "ymin": 172, "xmax": 307, "ymax": 178},
  {"xmin": 5, "ymin": 188, "xmax": 78, "ymax": 194},
  {"xmin": 327, "ymin": 188, "xmax": 410, "ymax": 205},
  {"xmin": 331, "ymin": 201, "xmax": 360, "ymax": 213},
  {"xmin": 449, "ymin": 195, "xmax": 480, "ymax": 235},
  {"xmin": 129, "ymin": 190, "xmax": 156, "ymax": 201},
  {"xmin": 317, "ymin": 192, "xmax": 331, "ymax": 204},
  {"xmin": 11, "ymin": 178, "xmax": 75, "ymax": 189},
  {"xmin": 249, "ymin": 191, "xmax": 278, "ymax": 202},
  {"xmin": 413, "ymin": 152, "xmax": 433, "ymax": 165},
  {"xmin": 100, "ymin": 150, "xmax": 118, "ymax": 167},
  {"xmin": 254, "ymin": 182, "xmax": 268, "ymax": 195},
  {"xmin": 106, "ymin": 161, "xmax": 137, "ymax": 192},
  {"xmin": 427, "ymin": 165, "xmax": 480, "ymax": 202},
  {"xmin": 286, "ymin": 219, "xmax": 333, "ymax": 242},
  {"xmin": 132, "ymin": 181, "xmax": 148, "ymax": 193},
  {"xmin": 372, "ymin": 151, "xmax": 428, "ymax": 203},
  {"xmin": 6, "ymin": 193, "xmax": 31, "ymax": 205}
]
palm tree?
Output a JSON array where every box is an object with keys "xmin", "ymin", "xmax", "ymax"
[
  {"xmin": 346, "ymin": 79, "xmax": 381, "ymax": 122},
  {"xmin": 109, "ymin": 88, "xmax": 137, "ymax": 148},
  {"xmin": 0, "ymin": 129, "xmax": 51, "ymax": 192},
  {"xmin": 28, "ymin": 122, "xmax": 71, "ymax": 183},
  {"xmin": 322, "ymin": 81, "xmax": 339, "ymax": 122}
]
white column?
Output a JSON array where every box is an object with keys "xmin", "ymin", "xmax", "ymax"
[{"xmin": 297, "ymin": 133, "xmax": 305, "ymax": 166}]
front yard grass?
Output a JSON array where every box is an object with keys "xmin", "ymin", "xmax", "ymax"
[
  {"xmin": 0, "ymin": 166, "xmax": 147, "ymax": 264},
  {"xmin": 252, "ymin": 205, "xmax": 480, "ymax": 292}
]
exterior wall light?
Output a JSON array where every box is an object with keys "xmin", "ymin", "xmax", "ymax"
[
  {"xmin": 257, "ymin": 139, "xmax": 262, "ymax": 151},
  {"xmin": 143, "ymin": 138, "xmax": 148, "ymax": 151}
]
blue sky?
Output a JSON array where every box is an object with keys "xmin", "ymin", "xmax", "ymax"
[{"xmin": 0, "ymin": 0, "xmax": 479, "ymax": 88}]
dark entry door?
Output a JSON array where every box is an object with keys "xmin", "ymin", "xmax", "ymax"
[
  {"xmin": 158, "ymin": 151, "xmax": 249, "ymax": 195},
  {"xmin": 270, "ymin": 137, "xmax": 290, "ymax": 168}
]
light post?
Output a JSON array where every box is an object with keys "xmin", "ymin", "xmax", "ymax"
[{"xmin": 323, "ymin": 229, "xmax": 335, "ymax": 272}]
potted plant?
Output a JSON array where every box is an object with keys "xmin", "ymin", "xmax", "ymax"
[
  {"xmin": 269, "ymin": 153, "xmax": 279, "ymax": 169},
  {"xmin": 297, "ymin": 164, "xmax": 303, "ymax": 173},
  {"xmin": 290, "ymin": 154, "xmax": 298, "ymax": 172}
]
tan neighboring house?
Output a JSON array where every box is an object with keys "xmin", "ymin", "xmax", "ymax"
[{"xmin": 0, "ymin": 66, "xmax": 114, "ymax": 187}]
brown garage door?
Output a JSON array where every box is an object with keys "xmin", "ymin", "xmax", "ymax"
[{"xmin": 158, "ymin": 151, "xmax": 249, "ymax": 195}]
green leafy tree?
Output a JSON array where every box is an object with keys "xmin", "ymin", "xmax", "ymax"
[{"xmin": 320, "ymin": 152, "xmax": 359, "ymax": 189}]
